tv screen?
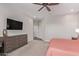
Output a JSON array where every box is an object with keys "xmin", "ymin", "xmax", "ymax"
[{"xmin": 7, "ymin": 18, "xmax": 23, "ymax": 30}]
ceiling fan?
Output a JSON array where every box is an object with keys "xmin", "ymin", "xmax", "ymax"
[{"xmin": 33, "ymin": 3, "xmax": 59, "ymax": 11}]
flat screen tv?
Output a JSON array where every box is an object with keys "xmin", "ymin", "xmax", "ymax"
[{"xmin": 6, "ymin": 18, "xmax": 23, "ymax": 30}]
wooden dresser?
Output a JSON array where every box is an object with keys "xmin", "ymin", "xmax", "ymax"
[{"xmin": 0, "ymin": 34, "xmax": 28, "ymax": 55}]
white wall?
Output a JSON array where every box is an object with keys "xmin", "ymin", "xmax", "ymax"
[
  {"xmin": 0, "ymin": 4, "xmax": 33, "ymax": 41},
  {"xmin": 0, "ymin": 4, "xmax": 9, "ymax": 36},
  {"xmin": 33, "ymin": 13, "xmax": 79, "ymax": 42},
  {"xmin": 38, "ymin": 13, "xmax": 79, "ymax": 41}
]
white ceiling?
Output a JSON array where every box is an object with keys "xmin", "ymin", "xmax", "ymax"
[
  {"xmin": 25, "ymin": 3, "xmax": 79, "ymax": 15},
  {"xmin": 1, "ymin": 3, "xmax": 79, "ymax": 19}
]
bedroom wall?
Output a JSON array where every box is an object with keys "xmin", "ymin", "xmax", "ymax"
[
  {"xmin": 0, "ymin": 4, "xmax": 33, "ymax": 41},
  {"xmin": 0, "ymin": 4, "xmax": 9, "ymax": 37},
  {"xmin": 36, "ymin": 13, "xmax": 79, "ymax": 41},
  {"xmin": 43, "ymin": 13, "xmax": 79, "ymax": 41}
]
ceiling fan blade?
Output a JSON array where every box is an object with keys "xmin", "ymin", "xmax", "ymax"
[
  {"xmin": 45, "ymin": 6, "xmax": 51, "ymax": 11},
  {"xmin": 38, "ymin": 6, "xmax": 44, "ymax": 11},
  {"xmin": 33, "ymin": 3, "xmax": 42, "ymax": 5},
  {"xmin": 48, "ymin": 3, "xmax": 59, "ymax": 6}
]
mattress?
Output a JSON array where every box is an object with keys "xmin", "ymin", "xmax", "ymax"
[{"xmin": 46, "ymin": 38, "xmax": 79, "ymax": 56}]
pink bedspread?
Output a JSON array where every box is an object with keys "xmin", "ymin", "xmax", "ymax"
[{"xmin": 46, "ymin": 38, "xmax": 79, "ymax": 56}]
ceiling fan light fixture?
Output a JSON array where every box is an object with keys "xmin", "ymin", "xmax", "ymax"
[{"xmin": 33, "ymin": 3, "xmax": 59, "ymax": 11}]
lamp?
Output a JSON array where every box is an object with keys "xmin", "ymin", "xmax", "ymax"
[
  {"xmin": 3, "ymin": 29, "xmax": 8, "ymax": 37},
  {"xmin": 75, "ymin": 29, "xmax": 79, "ymax": 38}
]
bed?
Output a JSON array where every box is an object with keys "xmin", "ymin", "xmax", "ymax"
[{"xmin": 46, "ymin": 38, "xmax": 79, "ymax": 56}]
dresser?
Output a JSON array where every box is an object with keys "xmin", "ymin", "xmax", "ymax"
[{"xmin": 0, "ymin": 34, "xmax": 28, "ymax": 55}]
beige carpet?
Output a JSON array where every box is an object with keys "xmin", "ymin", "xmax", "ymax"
[{"xmin": 7, "ymin": 40, "xmax": 49, "ymax": 56}]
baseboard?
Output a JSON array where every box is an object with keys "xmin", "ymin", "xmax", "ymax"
[
  {"xmin": 34, "ymin": 37, "xmax": 43, "ymax": 41},
  {"xmin": 43, "ymin": 39, "xmax": 50, "ymax": 42},
  {"xmin": 28, "ymin": 39, "xmax": 33, "ymax": 42}
]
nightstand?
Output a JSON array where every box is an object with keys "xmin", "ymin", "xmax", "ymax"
[{"xmin": 72, "ymin": 37, "xmax": 78, "ymax": 40}]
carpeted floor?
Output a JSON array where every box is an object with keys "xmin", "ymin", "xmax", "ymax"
[{"xmin": 7, "ymin": 40, "xmax": 49, "ymax": 56}]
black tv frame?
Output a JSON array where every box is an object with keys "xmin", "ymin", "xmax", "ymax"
[{"xmin": 6, "ymin": 18, "xmax": 23, "ymax": 30}]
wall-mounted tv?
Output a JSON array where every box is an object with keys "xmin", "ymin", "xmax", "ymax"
[{"xmin": 6, "ymin": 18, "xmax": 23, "ymax": 30}]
